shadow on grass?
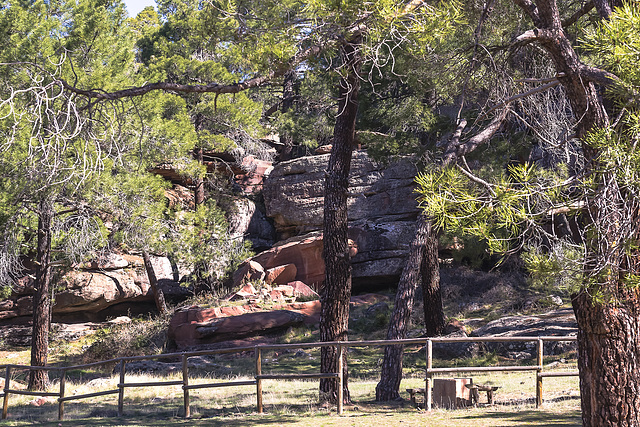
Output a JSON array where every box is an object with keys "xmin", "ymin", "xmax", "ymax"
[
  {"xmin": 1, "ymin": 400, "xmax": 582, "ymax": 427},
  {"xmin": 2, "ymin": 402, "xmax": 304, "ymax": 427},
  {"xmin": 457, "ymin": 409, "xmax": 581, "ymax": 426}
]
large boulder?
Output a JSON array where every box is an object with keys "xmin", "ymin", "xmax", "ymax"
[
  {"xmin": 348, "ymin": 219, "xmax": 417, "ymax": 288},
  {"xmin": 54, "ymin": 269, "xmax": 150, "ymax": 313},
  {"xmin": 263, "ymin": 151, "xmax": 420, "ymax": 237},
  {"xmin": 233, "ymin": 221, "xmax": 417, "ymax": 289},
  {"xmin": 168, "ymin": 293, "xmax": 388, "ymax": 349},
  {"xmin": 261, "ymin": 151, "xmax": 420, "ymax": 289},
  {"xmin": 242, "ymin": 233, "xmax": 325, "ymax": 289},
  {"xmin": 235, "ymin": 155, "xmax": 274, "ymax": 194},
  {"xmin": 0, "ymin": 254, "xmax": 191, "ymax": 323},
  {"xmin": 169, "ymin": 309, "xmax": 306, "ymax": 348}
]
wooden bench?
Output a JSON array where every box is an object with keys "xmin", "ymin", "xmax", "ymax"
[
  {"xmin": 406, "ymin": 388, "xmax": 425, "ymax": 406},
  {"xmin": 465, "ymin": 384, "xmax": 500, "ymax": 405}
]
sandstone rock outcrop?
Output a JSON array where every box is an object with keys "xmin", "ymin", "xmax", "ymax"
[
  {"xmin": 234, "ymin": 233, "xmax": 324, "ymax": 289},
  {"xmin": 471, "ymin": 308, "xmax": 578, "ymax": 357},
  {"xmin": 168, "ymin": 293, "xmax": 388, "ymax": 349},
  {"xmin": 0, "ymin": 254, "xmax": 191, "ymax": 323},
  {"xmin": 263, "ymin": 151, "xmax": 419, "ymax": 237},
  {"xmin": 265, "ymin": 264, "xmax": 297, "ymax": 285},
  {"xmin": 227, "ymin": 197, "xmax": 276, "ymax": 251},
  {"xmin": 235, "ymin": 155, "xmax": 274, "ymax": 194},
  {"xmin": 259, "ymin": 151, "xmax": 421, "ymax": 288},
  {"xmin": 169, "ymin": 307, "xmax": 306, "ymax": 348}
]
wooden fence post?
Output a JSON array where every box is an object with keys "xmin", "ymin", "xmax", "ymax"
[
  {"xmin": 337, "ymin": 344, "xmax": 344, "ymax": 415},
  {"xmin": 255, "ymin": 347, "xmax": 263, "ymax": 414},
  {"xmin": 118, "ymin": 360, "xmax": 126, "ymax": 417},
  {"xmin": 2, "ymin": 366, "xmax": 10, "ymax": 419},
  {"xmin": 426, "ymin": 339, "xmax": 432, "ymax": 411},
  {"xmin": 58, "ymin": 369, "xmax": 66, "ymax": 421},
  {"xmin": 536, "ymin": 338, "xmax": 543, "ymax": 407},
  {"xmin": 182, "ymin": 354, "xmax": 190, "ymax": 418}
]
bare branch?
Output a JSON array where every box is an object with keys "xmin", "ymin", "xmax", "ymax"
[
  {"xmin": 516, "ymin": 73, "xmax": 565, "ymax": 83},
  {"xmin": 515, "ymin": 29, "xmax": 539, "ymax": 43},
  {"xmin": 547, "ymin": 201, "xmax": 586, "ymax": 215},
  {"xmin": 481, "ymin": 79, "xmax": 561, "ymax": 118},
  {"xmin": 562, "ymin": 1, "xmax": 595, "ymax": 28},
  {"xmin": 456, "ymin": 160, "xmax": 497, "ymax": 197},
  {"xmin": 579, "ymin": 65, "xmax": 621, "ymax": 87},
  {"xmin": 442, "ymin": 108, "xmax": 509, "ymax": 165}
]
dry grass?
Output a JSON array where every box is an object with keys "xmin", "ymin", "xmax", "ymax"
[{"xmin": 1, "ymin": 367, "xmax": 580, "ymax": 426}]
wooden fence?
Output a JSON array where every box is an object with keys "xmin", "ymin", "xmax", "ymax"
[{"xmin": 1, "ymin": 335, "xmax": 577, "ymax": 421}]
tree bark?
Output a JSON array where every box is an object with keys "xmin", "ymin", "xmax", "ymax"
[
  {"xmin": 28, "ymin": 198, "xmax": 54, "ymax": 391},
  {"xmin": 319, "ymin": 34, "xmax": 362, "ymax": 405},
  {"xmin": 421, "ymin": 222, "xmax": 445, "ymax": 337},
  {"xmin": 376, "ymin": 215, "xmax": 436, "ymax": 401},
  {"xmin": 142, "ymin": 250, "xmax": 167, "ymax": 316},
  {"xmin": 573, "ymin": 291, "xmax": 640, "ymax": 427}
]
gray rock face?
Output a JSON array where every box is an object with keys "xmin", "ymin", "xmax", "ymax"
[
  {"xmin": 261, "ymin": 151, "xmax": 420, "ymax": 288},
  {"xmin": 263, "ymin": 151, "xmax": 420, "ymax": 237},
  {"xmin": 349, "ymin": 220, "xmax": 417, "ymax": 288}
]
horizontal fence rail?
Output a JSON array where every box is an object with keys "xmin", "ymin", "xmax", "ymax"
[{"xmin": 0, "ymin": 336, "xmax": 578, "ymax": 420}]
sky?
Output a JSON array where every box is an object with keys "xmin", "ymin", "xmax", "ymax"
[{"xmin": 124, "ymin": 0, "xmax": 156, "ymax": 17}]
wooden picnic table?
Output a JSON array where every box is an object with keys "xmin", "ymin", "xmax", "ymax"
[{"xmin": 465, "ymin": 384, "xmax": 500, "ymax": 405}]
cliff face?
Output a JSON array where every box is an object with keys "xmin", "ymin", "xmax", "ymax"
[
  {"xmin": 263, "ymin": 151, "xmax": 419, "ymax": 237},
  {"xmin": 250, "ymin": 151, "xmax": 421, "ymax": 290}
]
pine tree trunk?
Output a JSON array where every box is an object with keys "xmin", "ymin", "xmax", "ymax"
[
  {"xmin": 376, "ymin": 215, "xmax": 433, "ymax": 401},
  {"xmin": 422, "ymin": 223, "xmax": 445, "ymax": 337},
  {"xmin": 319, "ymin": 34, "xmax": 362, "ymax": 405},
  {"xmin": 28, "ymin": 199, "xmax": 53, "ymax": 391},
  {"xmin": 573, "ymin": 291, "xmax": 640, "ymax": 426}
]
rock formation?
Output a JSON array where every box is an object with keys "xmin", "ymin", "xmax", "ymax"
[
  {"xmin": 0, "ymin": 253, "xmax": 190, "ymax": 323},
  {"xmin": 248, "ymin": 151, "xmax": 421, "ymax": 289}
]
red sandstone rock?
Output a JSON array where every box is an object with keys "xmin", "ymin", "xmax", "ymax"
[
  {"xmin": 29, "ymin": 397, "xmax": 55, "ymax": 406},
  {"xmin": 235, "ymin": 156, "xmax": 274, "ymax": 194},
  {"xmin": 16, "ymin": 296, "xmax": 32, "ymax": 316},
  {"xmin": 232, "ymin": 260, "xmax": 265, "ymax": 287},
  {"xmin": 0, "ymin": 310, "xmax": 19, "ymax": 320},
  {"xmin": 229, "ymin": 283, "xmax": 258, "ymax": 301},
  {"xmin": 170, "ymin": 309, "xmax": 305, "ymax": 348},
  {"xmin": 251, "ymin": 234, "xmax": 324, "ymax": 288},
  {"xmin": 239, "ymin": 235, "xmax": 359, "ymax": 290},
  {"xmin": 268, "ymin": 290, "xmax": 285, "ymax": 303},
  {"xmin": 315, "ymin": 145, "xmax": 332, "ymax": 154},
  {"xmin": 164, "ymin": 184, "xmax": 195, "ymax": 210},
  {"xmin": 167, "ymin": 293, "xmax": 388, "ymax": 348},
  {"xmin": 265, "ymin": 264, "xmax": 297, "ymax": 285},
  {"xmin": 287, "ymin": 281, "xmax": 319, "ymax": 299},
  {"xmin": 273, "ymin": 285, "xmax": 295, "ymax": 298}
]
